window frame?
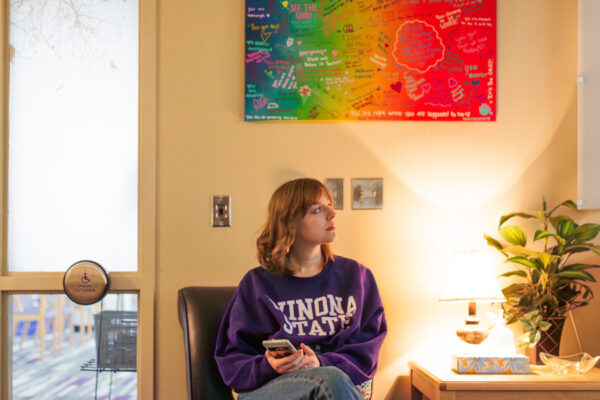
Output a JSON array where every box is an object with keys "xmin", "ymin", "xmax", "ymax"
[{"xmin": 0, "ymin": 0, "xmax": 157, "ymax": 398}]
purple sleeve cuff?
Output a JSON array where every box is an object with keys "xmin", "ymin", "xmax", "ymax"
[
  {"xmin": 316, "ymin": 354, "xmax": 330, "ymax": 367},
  {"xmin": 257, "ymin": 355, "xmax": 279, "ymax": 383}
]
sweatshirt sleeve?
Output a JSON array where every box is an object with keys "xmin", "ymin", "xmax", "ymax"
[
  {"xmin": 214, "ymin": 276, "xmax": 279, "ymax": 393},
  {"xmin": 316, "ymin": 268, "xmax": 387, "ymax": 384}
]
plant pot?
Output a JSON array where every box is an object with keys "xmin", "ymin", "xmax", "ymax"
[{"xmin": 531, "ymin": 316, "xmax": 567, "ymax": 364}]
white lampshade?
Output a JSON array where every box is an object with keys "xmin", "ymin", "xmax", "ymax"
[{"xmin": 439, "ymin": 250, "xmax": 505, "ymax": 303}]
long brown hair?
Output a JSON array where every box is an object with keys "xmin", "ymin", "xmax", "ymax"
[{"xmin": 257, "ymin": 178, "xmax": 335, "ymax": 275}]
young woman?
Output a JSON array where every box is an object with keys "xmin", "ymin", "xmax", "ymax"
[{"xmin": 215, "ymin": 178, "xmax": 387, "ymax": 400}]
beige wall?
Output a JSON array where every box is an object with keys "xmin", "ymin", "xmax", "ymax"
[{"xmin": 156, "ymin": 1, "xmax": 600, "ymax": 399}]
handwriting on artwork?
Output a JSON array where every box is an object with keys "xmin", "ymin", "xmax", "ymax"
[{"xmin": 245, "ymin": 0, "xmax": 496, "ymax": 121}]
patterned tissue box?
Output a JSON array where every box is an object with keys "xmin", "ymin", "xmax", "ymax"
[{"xmin": 451, "ymin": 354, "xmax": 530, "ymax": 374}]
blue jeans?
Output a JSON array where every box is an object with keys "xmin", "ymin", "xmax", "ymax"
[{"xmin": 238, "ymin": 366, "xmax": 364, "ymax": 400}]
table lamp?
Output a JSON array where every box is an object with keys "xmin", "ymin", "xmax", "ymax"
[{"xmin": 439, "ymin": 250, "xmax": 505, "ymax": 345}]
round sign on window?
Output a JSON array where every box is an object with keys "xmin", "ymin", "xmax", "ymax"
[{"xmin": 63, "ymin": 260, "xmax": 110, "ymax": 305}]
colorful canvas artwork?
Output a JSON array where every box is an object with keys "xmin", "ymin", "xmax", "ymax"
[{"xmin": 245, "ymin": 0, "xmax": 496, "ymax": 121}]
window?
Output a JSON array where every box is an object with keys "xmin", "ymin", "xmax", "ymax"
[
  {"xmin": 10, "ymin": 293, "xmax": 138, "ymax": 399},
  {"xmin": 8, "ymin": 0, "xmax": 139, "ymax": 272},
  {"xmin": 0, "ymin": 1, "xmax": 157, "ymax": 398}
]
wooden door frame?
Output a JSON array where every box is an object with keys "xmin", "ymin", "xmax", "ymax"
[{"xmin": 0, "ymin": 0, "xmax": 157, "ymax": 398}]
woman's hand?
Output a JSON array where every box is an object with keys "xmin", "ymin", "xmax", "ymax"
[
  {"xmin": 300, "ymin": 343, "xmax": 320, "ymax": 369},
  {"xmin": 265, "ymin": 349, "xmax": 305, "ymax": 374},
  {"xmin": 265, "ymin": 344, "xmax": 321, "ymax": 373}
]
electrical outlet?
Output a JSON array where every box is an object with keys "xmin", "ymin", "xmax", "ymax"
[{"xmin": 213, "ymin": 195, "xmax": 231, "ymax": 227}]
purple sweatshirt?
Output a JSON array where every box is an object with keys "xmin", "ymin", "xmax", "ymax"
[{"xmin": 214, "ymin": 256, "xmax": 387, "ymax": 393}]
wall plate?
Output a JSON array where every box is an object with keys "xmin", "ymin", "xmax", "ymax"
[
  {"xmin": 325, "ymin": 178, "xmax": 344, "ymax": 210},
  {"xmin": 213, "ymin": 195, "xmax": 231, "ymax": 227},
  {"xmin": 352, "ymin": 178, "xmax": 383, "ymax": 210}
]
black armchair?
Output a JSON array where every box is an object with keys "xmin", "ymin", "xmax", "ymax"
[{"xmin": 178, "ymin": 286, "xmax": 236, "ymax": 400}]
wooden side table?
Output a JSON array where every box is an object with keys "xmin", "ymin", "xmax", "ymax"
[{"xmin": 409, "ymin": 359, "xmax": 600, "ymax": 400}]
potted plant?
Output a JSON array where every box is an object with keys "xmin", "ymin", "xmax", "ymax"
[{"xmin": 484, "ymin": 199, "xmax": 600, "ymax": 362}]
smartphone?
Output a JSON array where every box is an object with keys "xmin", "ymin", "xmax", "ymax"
[{"xmin": 262, "ymin": 339, "xmax": 297, "ymax": 358}]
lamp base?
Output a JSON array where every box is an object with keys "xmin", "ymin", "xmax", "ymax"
[{"xmin": 456, "ymin": 315, "xmax": 488, "ymax": 344}]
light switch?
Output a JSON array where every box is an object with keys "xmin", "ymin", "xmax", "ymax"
[{"xmin": 213, "ymin": 195, "xmax": 231, "ymax": 227}]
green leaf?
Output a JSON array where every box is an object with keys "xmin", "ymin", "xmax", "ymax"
[
  {"xmin": 563, "ymin": 244, "xmax": 598, "ymax": 255},
  {"xmin": 523, "ymin": 310, "xmax": 539, "ymax": 319},
  {"xmin": 498, "ymin": 212, "xmax": 536, "ymax": 228},
  {"xmin": 504, "ymin": 245, "xmax": 538, "ymax": 257},
  {"xmin": 561, "ymin": 263, "xmax": 600, "ymax": 271},
  {"xmin": 564, "ymin": 200, "xmax": 578, "ymax": 209},
  {"xmin": 581, "ymin": 284, "xmax": 594, "ymax": 301},
  {"xmin": 518, "ymin": 292, "xmax": 538, "ymax": 309},
  {"xmin": 518, "ymin": 332, "xmax": 530, "ymax": 346},
  {"xmin": 557, "ymin": 270, "xmax": 596, "ymax": 282},
  {"xmin": 499, "ymin": 225, "xmax": 527, "ymax": 246},
  {"xmin": 539, "ymin": 320, "xmax": 552, "ymax": 331},
  {"xmin": 506, "ymin": 296, "xmax": 522, "ymax": 305},
  {"xmin": 540, "ymin": 294, "xmax": 559, "ymax": 314},
  {"xmin": 534, "ymin": 211, "xmax": 546, "ymax": 221},
  {"xmin": 498, "ymin": 270, "xmax": 528, "ymax": 278},
  {"xmin": 532, "ymin": 269, "xmax": 541, "ymax": 284},
  {"xmin": 533, "ymin": 229, "xmax": 565, "ymax": 245},
  {"xmin": 483, "ymin": 233, "xmax": 506, "ymax": 255},
  {"xmin": 556, "ymin": 219, "xmax": 576, "ymax": 239},
  {"xmin": 534, "ymin": 230, "xmax": 555, "ymax": 241},
  {"xmin": 505, "ymin": 256, "xmax": 540, "ymax": 271},
  {"xmin": 548, "ymin": 200, "xmax": 578, "ymax": 216},
  {"xmin": 572, "ymin": 224, "xmax": 600, "ymax": 243},
  {"xmin": 519, "ymin": 318, "xmax": 535, "ymax": 331},
  {"xmin": 555, "ymin": 284, "xmax": 580, "ymax": 305},
  {"xmin": 502, "ymin": 283, "xmax": 528, "ymax": 297},
  {"xmin": 537, "ymin": 252, "xmax": 558, "ymax": 268},
  {"xmin": 523, "ymin": 330, "xmax": 539, "ymax": 347},
  {"xmin": 550, "ymin": 215, "xmax": 575, "ymax": 231}
]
